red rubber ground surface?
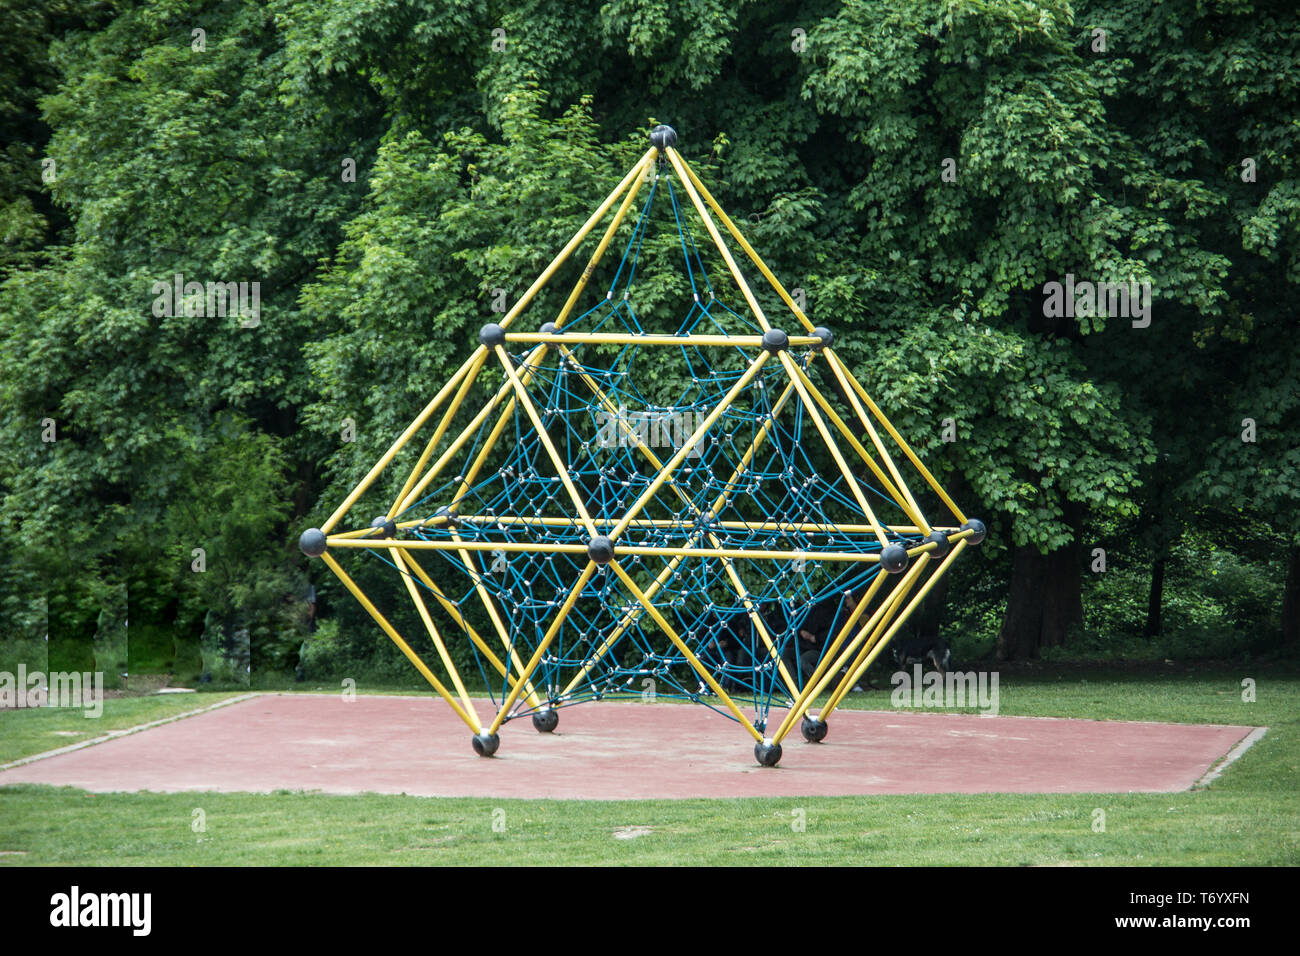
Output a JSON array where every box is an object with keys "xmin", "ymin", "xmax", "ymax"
[{"xmin": 0, "ymin": 694, "xmax": 1255, "ymax": 799}]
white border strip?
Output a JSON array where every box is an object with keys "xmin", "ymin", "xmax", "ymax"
[
  {"xmin": 1193, "ymin": 726, "xmax": 1268, "ymax": 789},
  {"xmin": 0, "ymin": 693, "xmax": 261, "ymax": 772}
]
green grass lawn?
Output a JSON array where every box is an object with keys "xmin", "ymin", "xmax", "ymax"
[{"xmin": 1, "ymin": 669, "xmax": 1297, "ymax": 866}]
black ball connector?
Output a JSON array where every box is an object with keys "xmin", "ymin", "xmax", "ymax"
[
  {"xmin": 434, "ymin": 506, "xmax": 460, "ymax": 528},
  {"xmin": 471, "ymin": 732, "xmax": 500, "ymax": 757},
  {"xmin": 961, "ymin": 518, "xmax": 987, "ymax": 545},
  {"xmin": 762, "ymin": 328, "xmax": 789, "ymax": 353},
  {"xmin": 299, "ymin": 528, "xmax": 327, "ymax": 557},
  {"xmin": 925, "ymin": 530, "xmax": 949, "ymax": 557},
  {"xmin": 531, "ymin": 708, "xmax": 559, "ymax": 733},
  {"xmin": 754, "ymin": 738, "xmax": 783, "ymax": 767},
  {"xmin": 812, "ymin": 327, "xmax": 834, "ymax": 351},
  {"xmin": 369, "ymin": 516, "xmax": 396, "ymax": 539},
  {"xmin": 587, "ymin": 535, "xmax": 615, "ymax": 565},
  {"xmin": 800, "ymin": 716, "xmax": 829, "ymax": 743},
  {"xmin": 539, "ymin": 322, "xmax": 559, "ymax": 335},
  {"xmin": 479, "ymin": 322, "xmax": 506, "ymax": 348},
  {"xmin": 650, "ymin": 124, "xmax": 678, "ymax": 151},
  {"xmin": 880, "ymin": 543, "xmax": 909, "ymax": 574}
]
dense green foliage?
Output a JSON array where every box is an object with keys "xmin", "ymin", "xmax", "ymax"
[{"xmin": 1, "ymin": 0, "xmax": 1296, "ymax": 678}]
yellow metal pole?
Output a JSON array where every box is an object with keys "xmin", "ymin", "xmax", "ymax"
[
  {"xmin": 822, "ymin": 542, "xmax": 966, "ymax": 721},
  {"xmin": 392, "ymin": 549, "xmax": 478, "ymax": 717},
  {"xmin": 827, "ymin": 350, "xmax": 969, "ymax": 524},
  {"xmin": 611, "ymin": 352, "xmax": 771, "ymax": 538},
  {"xmin": 449, "ymin": 530, "xmax": 545, "ymax": 710},
  {"xmin": 397, "ymin": 548, "xmax": 527, "ymax": 692},
  {"xmin": 321, "ymin": 347, "xmax": 485, "ymax": 534},
  {"xmin": 497, "ymin": 148, "xmax": 657, "ymax": 331},
  {"xmin": 610, "ymin": 561, "xmax": 764, "ymax": 742},
  {"xmin": 777, "ymin": 352, "xmax": 892, "ymax": 547},
  {"xmin": 330, "ymin": 536, "xmax": 890, "ymax": 564},
  {"xmin": 505, "ymin": 332, "xmax": 821, "ymax": 347},
  {"xmin": 319, "ymin": 552, "xmax": 480, "ymax": 731},
  {"xmin": 821, "ymin": 353, "xmax": 932, "ymax": 534},
  {"xmin": 551, "ymin": 158, "xmax": 653, "ymax": 330},
  {"xmin": 494, "ymin": 344, "xmax": 599, "ymax": 538},
  {"xmin": 439, "ymin": 152, "xmax": 648, "ymax": 510},
  {"xmin": 673, "ymin": 153, "xmax": 817, "ymax": 334},
  {"xmin": 663, "ymin": 147, "xmax": 772, "ymax": 332},
  {"xmin": 820, "ymin": 555, "xmax": 931, "ymax": 716},
  {"xmin": 770, "ymin": 570, "xmax": 890, "ymax": 741},
  {"xmin": 388, "ymin": 349, "xmax": 489, "ymax": 518},
  {"xmin": 783, "ymin": 357, "xmax": 921, "ymax": 526},
  {"xmin": 487, "ymin": 561, "xmax": 598, "ymax": 734}
]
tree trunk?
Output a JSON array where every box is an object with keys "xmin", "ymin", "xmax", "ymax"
[
  {"xmin": 1283, "ymin": 545, "xmax": 1300, "ymax": 646},
  {"xmin": 996, "ymin": 537, "xmax": 1083, "ymax": 660},
  {"xmin": 1144, "ymin": 555, "xmax": 1165, "ymax": 637}
]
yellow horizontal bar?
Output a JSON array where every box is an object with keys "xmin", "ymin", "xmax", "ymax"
[
  {"xmin": 328, "ymin": 537, "xmax": 898, "ymax": 563},
  {"xmin": 504, "ymin": 332, "xmax": 820, "ymax": 348}
]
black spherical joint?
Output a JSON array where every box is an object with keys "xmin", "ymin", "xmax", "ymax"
[
  {"xmin": 531, "ymin": 708, "xmax": 559, "ymax": 733},
  {"xmin": 587, "ymin": 535, "xmax": 615, "ymax": 565},
  {"xmin": 880, "ymin": 543, "xmax": 909, "ymax": 574},
  {"xmin": 434, "ymin": 506, "xmax": 460, "ymax": 528},
  {"xmin": 925, "ymin": 530, "xmax": 949, "ymax": 557},
  {"xmin": 812, "ymin": 327, "xmax": 834, "ymax": 351},
  {"xmin": 762, "ymin": 328, "xmax": 789, "ymax": 353},
  {"xmin": 754, "ymin": 738, "xmax": 783, "ymax": 767},
  {"xmin": 369, "ymin": 516, "xmax": 396, "ymax": 538},
  {"xmin": 539, "ymin": 322, "xmax": 560, "ymax": 335},
  {"xmin": 299, "ymin": 528, "xmax": 327, "ymax": 557},
  {"xmin": 800, "ymin": 716, "xmax": 829, "ymax": 743},
  {"xmin": 471, "ymin": 732, "xmax": 500, "ymax": 757},
  {"xmin": 650, "ymin": 124, "xmax": 678, "ymax": 150},
  {"xmin": 479, "ymin": 322, "xmax": 506, "ymax": 348},
  {"xmin": 961, "ymin": 518, "xmax": 987, "ymax": 545}
]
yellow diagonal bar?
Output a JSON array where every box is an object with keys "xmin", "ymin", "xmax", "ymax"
[
  {"xmin": 552, "ymin": 156, "xmax": 652, "ymax": 330},
  {"xmin": 610, "ymin": 352, "xmax": 771, "ymax": 538},
  {"xmin": 319, "ymin": 552, "xmax": 479, "ymax": 732},
  {"xmin": 494, "ymin": 344, "xmax": 598, "ymax": 538},
  {"xmin": 673, "ymin": 151, "xmax": 817, "ymax": 334},
  {"xmin": 771, "ymin": 570, "xmax": 890, "ymax": 742},
  {"xmin": 777, "ymin": 352, "xmax": 892, "ymax": 547},
  {"xmin": 610, "ymin": 560, "xmax": 763, "ymax": 742},
  {"xmin": 321, "ymin": 346, "xmax": 485, "ymax": 534},
  {"xmin": 827, "ymin": 349, "xmax": 968, "ymax": 524},
  {"xmin": 388, "ymin": 349, "xmax": 489, "ymax": 518},
  {"xmin": 498, "ymin": 148, "xmax": 656, "ymax": 331},
  {"xmin": 821, "ymin": 352, "xmax": 932, "ymax": 534},
  {"xmin": 392, "ymin": 549, "xmax": 477, "ymax": 718},
  {"xmin": 663, "ymin": 147, "xmax": 771, "ymax": 332},
  {"xmin": 487, "ymin": 561, "xmax": 598, "ymax": 734},
  {"xmin": 397, "ymin": 547, "xmax": 528, "ymax": 694},
  {"xmin": 823, "ymin": 542, "xmax": 966, "ymax": 720},
  {"xmin": 784, "ymin": 357, "xmax": 922, "ymax": 526},
  {"xmin": 820, "ymin": 556, "xmax": 932, "ymax": 716},
  {"xmin": 450, "ymin": 529, "xmax": 543, "ymax": 710}
]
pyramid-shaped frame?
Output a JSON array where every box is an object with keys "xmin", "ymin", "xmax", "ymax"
[{"xmin": 299, "ymin": 127, "xmax": 986, "ymax": 767}]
